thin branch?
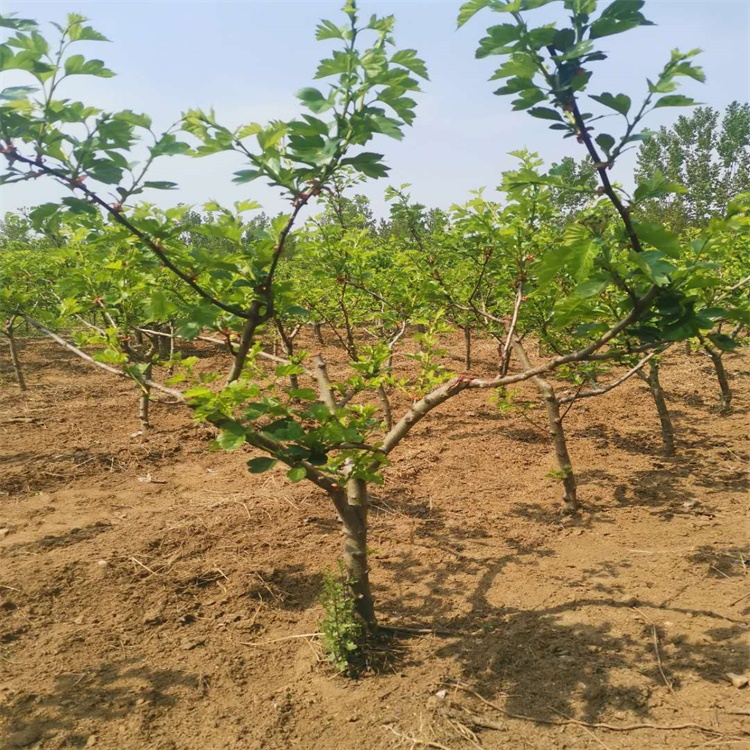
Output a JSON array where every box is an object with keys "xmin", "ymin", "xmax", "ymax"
[
  {"xmin": 465, "ymin": 286, "xmax": 658, "ymax": 389},
  {"xmin": 24, "ymin": 315, "xmax": 184, "ymax": 400},
  {"xmin": 500, "ymin": 282, "xmax": 524, "ymax": 375},
  {"xmin": 6, "ymin": 151, "xmax": 249, "ymax": 318},
  {"xmin": 558, "ymin": 349, "xmax": 663, "ymax": 404}
]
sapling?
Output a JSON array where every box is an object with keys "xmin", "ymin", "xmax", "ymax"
[
  {"xmin": 2, "ymin": 315, "xmax": 26, "ymax": 391},
  {"xmin": 634, "ymin": 355, "xmax": 675, "ymax": 455}
]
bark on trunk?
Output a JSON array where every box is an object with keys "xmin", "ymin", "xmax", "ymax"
[
  {"xmin": 338, "ymin": 473, "xmax": 376, "ymax": 629},
  {"xmin": 705, "ymin": 347, "xmax": 732, "ymax": 414},
  {"xmin": 541, "ymin": 386, "xmax": 578, "ymax": 514},
  {"xmin": 228, "ymin": 325, "xmax": 255, "ymax": 383},
  {"xmin": 312, "ymin": 322, "xmax": 325, "ymax": 345},
  {"xmin": 139, "ymin": 363, "xmax": 152, "ymax": 430},
  {"xmin": 377, "ymin": 384, "xmax": 393, "ymax": 431},
  {"xmin": 513, "ymin": 341, "xmax": 578, "ymax": 514},
  {"xmin": 157, "ymin": 326, "xmax": 171, "ymax": 359},
  {"xmin": 276, "ymin": 321, "xmax": 299, "ymax": 391},
  {"xmin": 639, "ymin": 361, "xmax": 675, "ymax": 456},
  {"xmin": 463, "ymin": 324, "xmax": 472, "ymax": 371},
  {"xmin": 6, "ymin": 328, "xmax": 27, "ymax": 391}
]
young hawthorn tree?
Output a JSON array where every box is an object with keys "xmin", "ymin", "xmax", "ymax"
[
  {"xmin": 0, "ymin": 214, "xmax": 63, "ymax": 390},
  {"xmin": 0, "ymin": 3, "xmax": 442, "ymax": 631},
  {"xmin": 671, "ymin": 197, "xmax": 750, "ymax": 414},
  {"xmin": 456, "ymin": 0, "xmax": 750, "ymax": 460},
  {"xmin": 37, "ymin": 211, "xmax": 195, "ymax": 430}
]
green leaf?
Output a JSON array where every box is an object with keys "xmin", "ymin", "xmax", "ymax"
[
  {"xmin": 475, "ymin": 23, "xmax": 521, "ymax": 57},
  {"xmin": 490, "ymin": 53, "xmax": 537, "ymax": 79},
  {"xmin": 275, "ymin": 363, "xmax": 305, "ymax": 377},
  {"xmin": 288, "ymin": 388, "xmax": 318, "ymax": 401},
  {"xmin": 233, "ymin": 169, "xmax": 261, "ymax": 184},
  {"xmin": 707, "ymin": 333, "xmax": 738, "ymax": 352},
  {"xmin": 574, "ymin": 276, "xmax": 611, "ymax": 298},
  {"xmin": 28, "ymin": 202, "xmax": 60, "ymax": 229},
  {"xmin": 61, "ymin": 197, "xmax": 98, "ymax": 216},
  {"xmin": 527, "ymin": 106, "xmax": 563, "ymax": 121},
  {"xmin": 629, "ymin": 249, "xmax": 677, "ymax": 286},
  {"xmin": 0, "ymin": 15, "xmax": 38, "ymax": 31},
  {"xmin": 247, "ymin": 456, "xmax": 278, "ymax": 473},
  {"xmin": 287, "ymin": 466, "xmax": 307, "ymax": 483},
  {"xmin": 143, "ymin": 181, "xmax": 178, "ymax": 190},
  {"xmin": 590, "ymin": 0, "xmax": 653, "ymax": 39},
  {"xmin": 341, "ymin": 152, "xmax": 389, "ymax": 178},
  {"xmin": 653, "ymin": 95, "xmax": 698, "ymax": 108},
  {"xmin": 63, "ymin": 54, "xmax": 115, "ymax": 78},
  {"xmin": 633, "ymin": 171, "xmax": 686, "ymax": 203},
  {"xmin": 590, "ymin": 91, "xmax": 631, "ymax": 115},
  {"xmin": 0, "ymin": 84, "xmax": 36, "ymax": 101},
  {"xmin": 113, "ymin": 109, "xmax": 151, "ymax": 128},
  {"xmin": 217, "ymin": 421, "xmax": 247, "ymax": 450},
  {"xmin": 633, "ymin": 221, "xmax": 682, "ymax": 257},
  {"xmin": 595, "ymin": 133, "xmax": 615, "ymax": 155},
  {"xmin": 315, "ymin": 19, "xmax": 344, "ymax": 40},
  {"xmin": 457, "ymin": 0, "xmax": 493, "ymax": 27},
  {"xmin": 391, "ymin": 49, "xmax": 429, "ymax": 80},
  {"xmin": 297, "ymin": 87, "xmax": 332, "ymax": 114}
]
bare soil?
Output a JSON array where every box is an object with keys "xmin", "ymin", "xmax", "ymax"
[{"xmin": 1, "ymin": 334, "xmax": 748, "ymax": 750}]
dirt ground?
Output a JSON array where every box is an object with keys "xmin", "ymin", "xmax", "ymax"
[{"xmin": 1, "ymin": 333, "xmax": 748, "ymax": 750}]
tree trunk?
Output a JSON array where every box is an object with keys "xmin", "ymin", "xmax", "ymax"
[
  {"xmin": 540, "ymin": 385, "xmax": 578, "ymax": 514},
  {"xmin": 228, "ymin": 325, "xmax": 255, "ymax": 383},
  {"xmin": 705, "ymin": 346, "xmax": 732, "ymax": 414},
  {"xmin": 139, "ymin": 363, "xmax": 152, "ymax": 430},
  {"xmin": 512, "ymin": 341, "xmax": 578, "ymax": 513},
  {"xmin": 377, "ymin": 384, "xmax": 393, "ymax": 431},
  {"xmin": 157, "ymin": 326, "xmax": 171, "ymax": 359},
  {"xmin": 463, "ymin": 324, "xmax": 472, "ymax": 370},
  {"xmin": 639, "ymin": 361, "xmax": 675, "ymax": 456},
  {"xmin": 312, "ymin": 322, "xmax": 325, "ymax": 345},
  {"xmin": 338, "ymin": 473, "xmax": 376, "ymax": 629},
  {"xmin": 5, "ymin": 328, "xmax": 27, "ymax": 391},
  {"xmin": 276, "ymin": 321, "xmax": 299, "ymax": 391}
]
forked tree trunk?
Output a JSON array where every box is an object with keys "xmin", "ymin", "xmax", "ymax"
[
  {"xmin": 337, "ymin": 472, "xmax": 376, "ymax": 629},
  {"xmin": 463, "ymin": 324, "xmax": 472, "ymax": 370},
  {"xmin": 5, "ymin": 327, "xmax": 27, "ymax": 391},
  {"xmin": 513, "ymin": 341, "xmax": 578, "ymax": 514},
  {"xmin": 228, "ymin": 321, "xmax": 257, "ymax": 383},
  {"xmin": 638, "ymin": 361, "xmax": 675, "ymax": 456},
  {"xmin": 704, "ymin": 345, "xmax": 732, "ymax": 414}
]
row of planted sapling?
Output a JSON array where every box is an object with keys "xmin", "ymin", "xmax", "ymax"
[{"xmin": 1, "ymin": 0, "xmax": 749, "ymax": 663}]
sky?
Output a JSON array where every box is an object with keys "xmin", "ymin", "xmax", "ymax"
[{"xmin": 1, "ymin": 0, "xmax": 749, "ymax": 218}]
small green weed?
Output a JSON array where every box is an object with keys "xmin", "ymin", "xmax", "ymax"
[{"xmin": 319, "ymin": 565, "xmax": 365, "ymax": 675}]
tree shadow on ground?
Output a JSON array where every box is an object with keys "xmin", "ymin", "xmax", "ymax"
[
  {"xmin": 379, "ymin": 543, "xmax": 748, "ymax": 724},
  {"xmin": 0, "ymin": 657, "xmax": 200, "ymax": 748}
]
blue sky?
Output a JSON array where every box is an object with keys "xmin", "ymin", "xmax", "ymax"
[{"xmin": 2, "ymin": 0, "xmax": 749, "ymax": 217}]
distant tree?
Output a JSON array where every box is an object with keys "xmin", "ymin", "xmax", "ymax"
[
  {"xmin": 0, "ymin": 213, "xmax": 33, "ymax": 246},
  {"xmin": 635, "ymin": 102, "xmax": 750, "ymax": 229}
]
